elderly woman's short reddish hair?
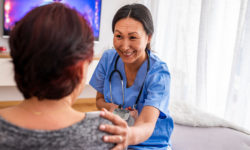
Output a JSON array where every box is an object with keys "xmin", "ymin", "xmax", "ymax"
[{"xmin": 9, "ymin": 3, "xmax": 94, "ymax": 100}]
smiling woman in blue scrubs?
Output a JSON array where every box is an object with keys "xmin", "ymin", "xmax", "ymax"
[{"xmin": 90, "ymin": 3, "xmax": 174, "ymax": 150}]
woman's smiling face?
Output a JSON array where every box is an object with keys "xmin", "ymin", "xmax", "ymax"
[{"xmin": 113, "ymin": 18, "xmax": 151, "ymax": 65}]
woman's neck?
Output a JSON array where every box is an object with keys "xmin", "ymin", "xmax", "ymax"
[
  {"xmin": 0, "ymin": 96, "xmax": 85, "ymax": 130},
  {"xmin": 18, "ymin": 97, "xmax": 74, "ymax": 115}
]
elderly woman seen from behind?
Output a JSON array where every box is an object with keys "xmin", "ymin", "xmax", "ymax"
[{"xmin": 0, "ymin": 3, "xmax": 129, "ymax": 150}]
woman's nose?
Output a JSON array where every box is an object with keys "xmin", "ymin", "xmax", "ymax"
[{"xmin": 120, "ymin": 39, "xmax": 130, "ymax": 51}]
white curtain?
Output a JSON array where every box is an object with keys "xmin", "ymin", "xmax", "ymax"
[
  {"xmin": 225, "ymin": 0, "xmax": 250, "ymax": 129},
  {"xmin": 151, "ymin": 0, "xmax": 250, "ymax": 130}
]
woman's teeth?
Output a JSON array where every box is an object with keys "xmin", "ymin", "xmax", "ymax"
[{"xmin": 123, "ymin": 52, "xmax": 133, "ymax": 56}]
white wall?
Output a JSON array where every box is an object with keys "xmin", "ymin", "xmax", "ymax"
[
  {"xmin": 0, "ymin": 85, "xmax": 98, "ymax": 101},
  {"xmin": 0, "ymin": 0, "xmax": 151, "ymax": 101},
  {"xmin": 0, "ymin": 0, "xmax": 9, "ymax": 50}
]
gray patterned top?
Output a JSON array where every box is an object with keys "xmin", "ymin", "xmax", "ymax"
[{"xmin": 0, "ymin": 111, "xmax": 114, "ymax": 150}]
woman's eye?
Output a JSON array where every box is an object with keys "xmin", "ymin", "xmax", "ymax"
[
  {"xmin": 130, "ymin": 36, "xmax": 137, "ymax": 40},
  {"xmin": 115, "ymin": 35, "xmax": 122, "ymax": 39}
]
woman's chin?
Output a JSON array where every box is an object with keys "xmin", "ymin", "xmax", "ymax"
[{"xmin": 121, "ymin": 57, "xmax": 136, "ymax": 64}]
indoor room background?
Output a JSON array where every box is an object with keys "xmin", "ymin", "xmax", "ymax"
[{"xmin": 0, "ymin": 0, "xmax": 250, "ymax": 131}]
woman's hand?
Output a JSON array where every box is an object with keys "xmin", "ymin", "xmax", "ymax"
[
  {"xmin": 126, "ymin": 107, "xmax": 138, "ymax": 120},
  {"xmin": 100, "ymin": 108, "xmax": 131, "ymax": 150},
  {"xmin": 109, "ymin": 103, "xmax": 119, "ymax": 112},
  {"xmin": 96, "ymin": 92, "xmax": 119, "ymax": 112}
]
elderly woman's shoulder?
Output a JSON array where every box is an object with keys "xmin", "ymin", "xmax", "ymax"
[{"xmin": 85, "ymin": 111, "xmax": 112, "ymax": 125}]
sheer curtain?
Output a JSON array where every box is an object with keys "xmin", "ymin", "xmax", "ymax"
[
  {"xmin": 226, "ymin": 0, "xmax": 250, "ymax": 129},
  {"xmin": 151, "ymin": 0, "xmax": 250, "ymax": 130}
]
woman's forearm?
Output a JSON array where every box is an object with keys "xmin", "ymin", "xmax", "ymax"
[
  {"xmin": 128, "ymin": 106, "xmax": 159, "ymax": 145},
  {"xmin": 128, "ymin": 122, "xmax": 155, "ymax": 145},
  {"xmin": 96, "ymin": 92, "xmax": 118, "ymax": 111},
  {"xmin": 96, "ymin": 97, "xmax": 117, "ymax": 111}
]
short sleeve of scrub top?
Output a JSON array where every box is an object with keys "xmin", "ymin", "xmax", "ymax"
[{"xmin": 142, "ymin": 60, "xmax": 171, "ymax": 119}]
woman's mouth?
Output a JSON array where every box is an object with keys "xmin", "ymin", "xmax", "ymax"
[{"xmin": 122, "ymin": 51, "xmax": 135, "ymax": 57}]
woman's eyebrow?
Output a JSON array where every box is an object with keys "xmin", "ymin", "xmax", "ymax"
[
  {"xmin": 128, "ymin": 32, "xmax": 139, "ymax": 35},
  {"xmin": 114, "ymin": 30, "xmax": 122, "ymax": 34},
  {"xmin": 114, "ymin": 30, "xmax": 140, "ymax": 36}
]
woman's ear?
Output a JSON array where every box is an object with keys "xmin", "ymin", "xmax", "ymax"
[
  {"xmin": 148, "ymin": 34, "xmax": 152, "ymax": 43},
  {"xmin": 146, "ymin": 34, "xmax": 152, "ymax": 49}
]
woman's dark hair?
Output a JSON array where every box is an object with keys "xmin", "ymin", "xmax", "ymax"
[
  {"xmin": 112, "ymin": 3, "xmax": 154, "ymax": 49},
  {"xmin": 9, "ymin": 3, "xmax": 94, "ymax": 100}
]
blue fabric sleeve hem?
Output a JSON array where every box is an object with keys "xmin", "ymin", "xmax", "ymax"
[{"xmin": 143, "ymin": 104, "xmax": 167, "ymax": 119}]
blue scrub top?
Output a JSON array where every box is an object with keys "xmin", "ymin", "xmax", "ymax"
[{"xmin": 89, "ymin": 49, "xmax": 174, "ymax": 149}]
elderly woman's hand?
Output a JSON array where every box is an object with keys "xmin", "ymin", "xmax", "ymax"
[{"xmin": 100, "ymin": 108, "xmax": 131, "ymax": 150}]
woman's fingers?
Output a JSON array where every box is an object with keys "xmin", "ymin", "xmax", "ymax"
[
  {"xmin": 100, "ymin": 108, "xmax": 130, "ymax": 149},
  {"xmin": 101, "ymin": 129, "xmax": 128, "ymax": 150},
  {"xmin": 100, "ymin": 124, "xmax": 128, "ymax": 150},
  {"xmin": 99, "ymin": 123, "xmax": 126, "ymax": 135},
  {"xmin": 129, "ymin": 109, "xmax": 138, "ymax": 119},
  {"xmin": 102, "ymin": 135, "xmax": 124, "ymax": 143},
  {"xmin": 109, "ymin": 104, "xmax": 119, "ymax": 112}
]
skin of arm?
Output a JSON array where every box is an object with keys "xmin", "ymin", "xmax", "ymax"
[
  {"xmin": 127, "ymin": 106, "xmax": 159, "ymax": 145},
  {"xmin": 100, "ymin": 105, "xmax": 160, "ymax": 150},
  {"xmin": 96, "ymin": 92, "xmax": 119, "ymax": 112}
]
